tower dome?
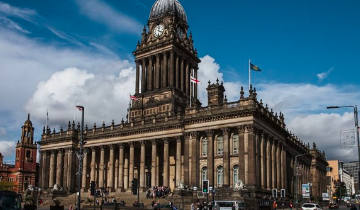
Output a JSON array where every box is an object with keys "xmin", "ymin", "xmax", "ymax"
[{"xmin": 149, "ymin": 0, "xmax": 187, "ymax": 23}]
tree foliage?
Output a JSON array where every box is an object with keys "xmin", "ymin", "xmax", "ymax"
[{"xmin": 334, "ymin": 181, "xmax": 347, "ymax": 198}]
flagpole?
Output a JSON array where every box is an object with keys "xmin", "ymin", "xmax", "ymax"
[
  {"xmin": 248, "ymin": 59, "xmax": 251, "ymax": 90},
  {"xmin": 190, "ymin": 70, "xmax": 192, "ymax": 108}
]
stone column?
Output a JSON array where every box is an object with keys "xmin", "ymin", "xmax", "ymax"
[
  {"xmin": 176, "ymin": 137, "xmax": 182, "ymax": 187},
  {"xmin": 180, "ymin": 59, "xmax": 184, "ymax": 92},
  {"xmin": 281, "ymin": 148, "xmax": 286, "ymax": 189},
  {"xmin": 245, "ymin": 126, "xmax": 256, "ymax": 187},
  {"xmin": 115, "ymin": 159, "xmax": 119, "ymax": 190},
  {"xmin": 118, "ymin": 144, "xmax": 124, "ymax": 191},
  {"xmin": 140, "ymin": 141, "xmax": 146, "ymax": 190},
  {"xmin": 56, "ymin": 150, "xmax": 63, "ymax": 186},
  {"xmin": 260, "ymin": 134, "xmax": 265, "ymax": 189},
  {"xmin": 206, "ymin": 130, "xmax": 214, "ymax": 187},
  {"xmin": 40, "ymin": 152, "xmax": 47, "ymax": 188},
  {"xmin": 148, "ymin": 57, "xmax": 153, "ymax": 91},
  {"xmin": 63, "ymin": 151, "xmax": 68, "ymax": 190},
  {"xmin": 238, "ymin": 127, "xmax": 245, "ymax": 185},
  {"xmin": 272, "ymin": 141, "xmax": 277, "ymax": 188},
  {"xmin": 82, "ymin": 149, "xmax": 88, "ymax": 191},
  {"xmin": 49, "ymin": 151, "xmax": 55, "ymax": 188},
  {"xmin": 277, "ymin": 143, "xmax": 281, "ymax": 189},
  {"xmin": 99, "ymin": 146, "xmax": 105, "ymax": 188},
  {"xmin": 90, "ymin": 147, "xmax": 96, "ymax": 182},
  {"xmin": 185, "ymin": 62, "xmax": 190, "ymax": 97},
  {"xmin": 266, "ymin": 138, "xmax": 272, "ymax": 190},
  {"xmin": 170, "ymin": 51, "xmax": 174, "ymax": 87},
  {"xmin": 136, "ymin": 61, "xmax": 140, "ymax": 94},
  {"xmin": 255, "ymin": 132, "xmax": 261, "ymax": 188},
  {"xmin": 162, "ymin": 52, "xmax": 167, "ymax": 88},
  {"xmin": 184, "ymin": 135, "xmax": 190, "ymax": 185},
  {"xmin": 129, "ymin": 142, "xmax": 134, "ymax": 188},
  {"xmin": 141, "ymin": 59, "xmax": 146, "ymax": 93},
  {"xmin": 108, "ymin": 145, "xmax": 115, "ymax": 191},
  {"xmin": 175, "ymin": 55, "xmax": 180, "ymax": 89},
  {"xmin": 124, "ymin": 158, "xmax": 129, "ymax": 190},
  {"xmin": 163, "ymin": 139, "xmax": 169, "ymax": 187},
  {"xmin": 223, "ymin": 128, "xmax": 230, "ymax": 187},
  {"xmin": 151, "ymin": 140, "xmax": 157, "ymax": 187},
  {"xmin": 66, "ymin": 149, "xmax": 74, "ymax": 192},
  {"xmin": 155, "ymin": 55, "xmax": 160, "ymax": 89},
  {"xmin": 189, "ymin": 132, "xmax": 198, "ymax": 187}
]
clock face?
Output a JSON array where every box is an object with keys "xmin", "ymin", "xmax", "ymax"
[{"xmin": 153, "ymin": 24, "xmax": 164, "ymax": 38}]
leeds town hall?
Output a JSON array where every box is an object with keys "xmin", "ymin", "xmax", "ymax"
[{"xmin": 39, "ymin": 0, "xmax": 328, "ymax": 204}]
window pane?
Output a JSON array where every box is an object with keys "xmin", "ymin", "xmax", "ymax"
[
  {"xmin": 217, "ymin": 136, "xmax": 223, "ymax": 155},
  {"xmin": 233, "ymin": 166, "xmax": 239, "ymax": 187},
  {"xmin": 217, "ymin": 166, "xmax": 223, "ymax": 187},
  {"xmin": 202, "ymin": 138, "xmax": 208, "ymax": 157},
  {"xmin": 233, "ymin": 135, "xmax": 239, "ymax": 154}
]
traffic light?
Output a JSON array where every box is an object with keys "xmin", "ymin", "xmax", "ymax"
[
  {"xmin": 202, "ymin": 180, "xmax": 209, "ymax": 193},
  {"xmin": 131, "ymin": 178, "xmax": 138, "ymax": 195},
  {"xmin": 90, "ymin": 181, "xmax": 96, "ymax": 196}
]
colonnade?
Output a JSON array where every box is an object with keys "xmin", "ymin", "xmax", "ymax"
[
  {"xmin": 39, "ymin": 126, "xmax": 294, "ymax": 193},
  {"xmin": 135, "ymin": 51, "xmax": 198, "ymax": 99}
]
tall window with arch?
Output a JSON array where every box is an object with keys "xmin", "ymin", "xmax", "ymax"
[
  {"xmin": 233, "ymin": 165, "xmax": 239, "ymax": 187},
  {"xmin": 217, "ymin": 166, "xmax": 224, "ymax": 187},
  {"xmin": 232, "ymin": 134, "xmax": 239, "ymax": 155},
  {"xmin": 201, "ymin": 137, "xmax": 208, "ymax": 157},
  {"xmin": 217, "ymin": 136, "xmax": 224, "ymax": 155},
  {"xmin": 201, "ymin": 167, "xmax": 208, "ymax": 183}
]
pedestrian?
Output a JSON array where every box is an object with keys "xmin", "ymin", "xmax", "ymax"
[
  {"xmin": 69, "ymin": 205, "xmax": 73, "ymax": 210},
  {"xmin": 272, "ymin": 200, "xmax": 277, "ymax": 210},
  {"xmin": 191, "ymin": 202, "xmax": 195, "ymax": 210}
]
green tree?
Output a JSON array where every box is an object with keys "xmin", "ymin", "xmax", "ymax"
[{"xmin": 334, "ymin": 181, "xmax": 347, "ymax": 198}]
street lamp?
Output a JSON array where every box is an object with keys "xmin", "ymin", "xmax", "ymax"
[
  {"xmin": 294, "ymin": 153, "xmax": 307, "ymax": 206},
  {"xmin": 327, "ymin": 105, "xmax": 359, "ymax": 193},
  {"xmin": 76, "ymin": 105, "xmax": 85, "ymax": 210}
]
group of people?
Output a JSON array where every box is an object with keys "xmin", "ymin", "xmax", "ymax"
[{"xmin": 146, "ymin": 186, "xmax": 171, "ymax": 199}]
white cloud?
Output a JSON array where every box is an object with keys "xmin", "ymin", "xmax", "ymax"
[
  {"xmin": 0, "ymin": 2, "xmax": 36, "ymax": 22},
  {"xmin": 317, "ymin": 67, "xmax": 334, "ymax": 81},
  {"xmin": 0, "ymin": 17, "xmax": 30, "ymax": 33},
  {"xmin": 75, "ymin": 0, "xmax": 142, "ymax": 34},
  {"xmin": 0, "ymin": 140, "xmax": 16, "ymax": 157},
  {"xmin": 288, "ymin": 112, "xmax": 356, "ymax": 162},
  {"xmin": 26, "ymin": 67, "xmax": 135, "ymax": 126},
  {"xmin": 0, "ymin": 127, "xmax": 6, "ymax": 136}
]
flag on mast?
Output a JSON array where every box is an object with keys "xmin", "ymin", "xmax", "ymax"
[
  {"xmin": 130, "ymin": 95, "xmax": 138, "ymax": 100},
  {"xmin": 190, "ymin": 76, "xmax": 200, "ymax": 84},
  {"xmin": 250, "ymin": 63, "xmax": 262, "ymax": 71}
]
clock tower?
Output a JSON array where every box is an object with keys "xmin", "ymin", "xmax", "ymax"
[{"xmin": 131, "ymin": 0, "xmax": 200, "ymax": 121}]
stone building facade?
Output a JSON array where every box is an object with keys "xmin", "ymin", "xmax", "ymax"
[
  {"xmin": 0, "ymin": 115, "xmax": 37, "ymax": 193},
  {"xmin": 38, "ymin": 0, "xmax": 328, "ymax": 200}
]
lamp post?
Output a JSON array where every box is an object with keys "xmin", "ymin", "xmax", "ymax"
[
  {"xmin": 76, "ymin": 105, "xmax": 85, "ymax": 210},
  {"xmin": 294, "ymin": 153, "xmax": 307, "ymax": 206},
  {"xmin": 327, "ymin": 105, "xmax": 359, "ymax": 193}
]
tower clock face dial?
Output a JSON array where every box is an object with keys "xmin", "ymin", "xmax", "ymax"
[{"xmin": 153, "ymin": 24, "xmax": 164, "ymax": 38}]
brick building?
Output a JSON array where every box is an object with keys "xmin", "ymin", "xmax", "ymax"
[{"xmin": 0, "ymin": 114, "xmax": 37, "ymax": 193}]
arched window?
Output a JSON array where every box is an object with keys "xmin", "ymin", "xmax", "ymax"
[
  {"xmin": 217, "ymin": 136, "xmax": 223, "ymax": 155},
  {"xmin": 232, "ymin": 134, "xmax": 239, "ymax": 154},
  {"xmin": 233, "ymin": 165, "xmax": 239, "ymax": 187},
  {"xmin": 217, "ymin": 166, "xmax": 224, "ymax": 187},
  {"xmin": 202, "ymin": 138, "xmax": 208, "ymax": 157},
  {"xmin": 201, "ymin": 167, "xmax": 208, "ymax": 183}
]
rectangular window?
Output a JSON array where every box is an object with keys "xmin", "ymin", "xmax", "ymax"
[
  {"xmin": 217, "ymin": 136, "xmax": 224, "ymax": 155},
  {"xmin": 202, "ymin": 139, "xmax": 208, "ymax": 157},
  {"xmin": 233, "ymin": 135, "xmax": 239, "ymax": 155}
]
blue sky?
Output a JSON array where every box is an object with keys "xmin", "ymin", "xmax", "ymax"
[{"xmin": 0, "ymin": 0, "xmax": 360, "ymax": 162}]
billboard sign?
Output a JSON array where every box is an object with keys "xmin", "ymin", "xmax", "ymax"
[{"xmin": 302, "ymin": 184, "xmax": 310, "ymax": 198}]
